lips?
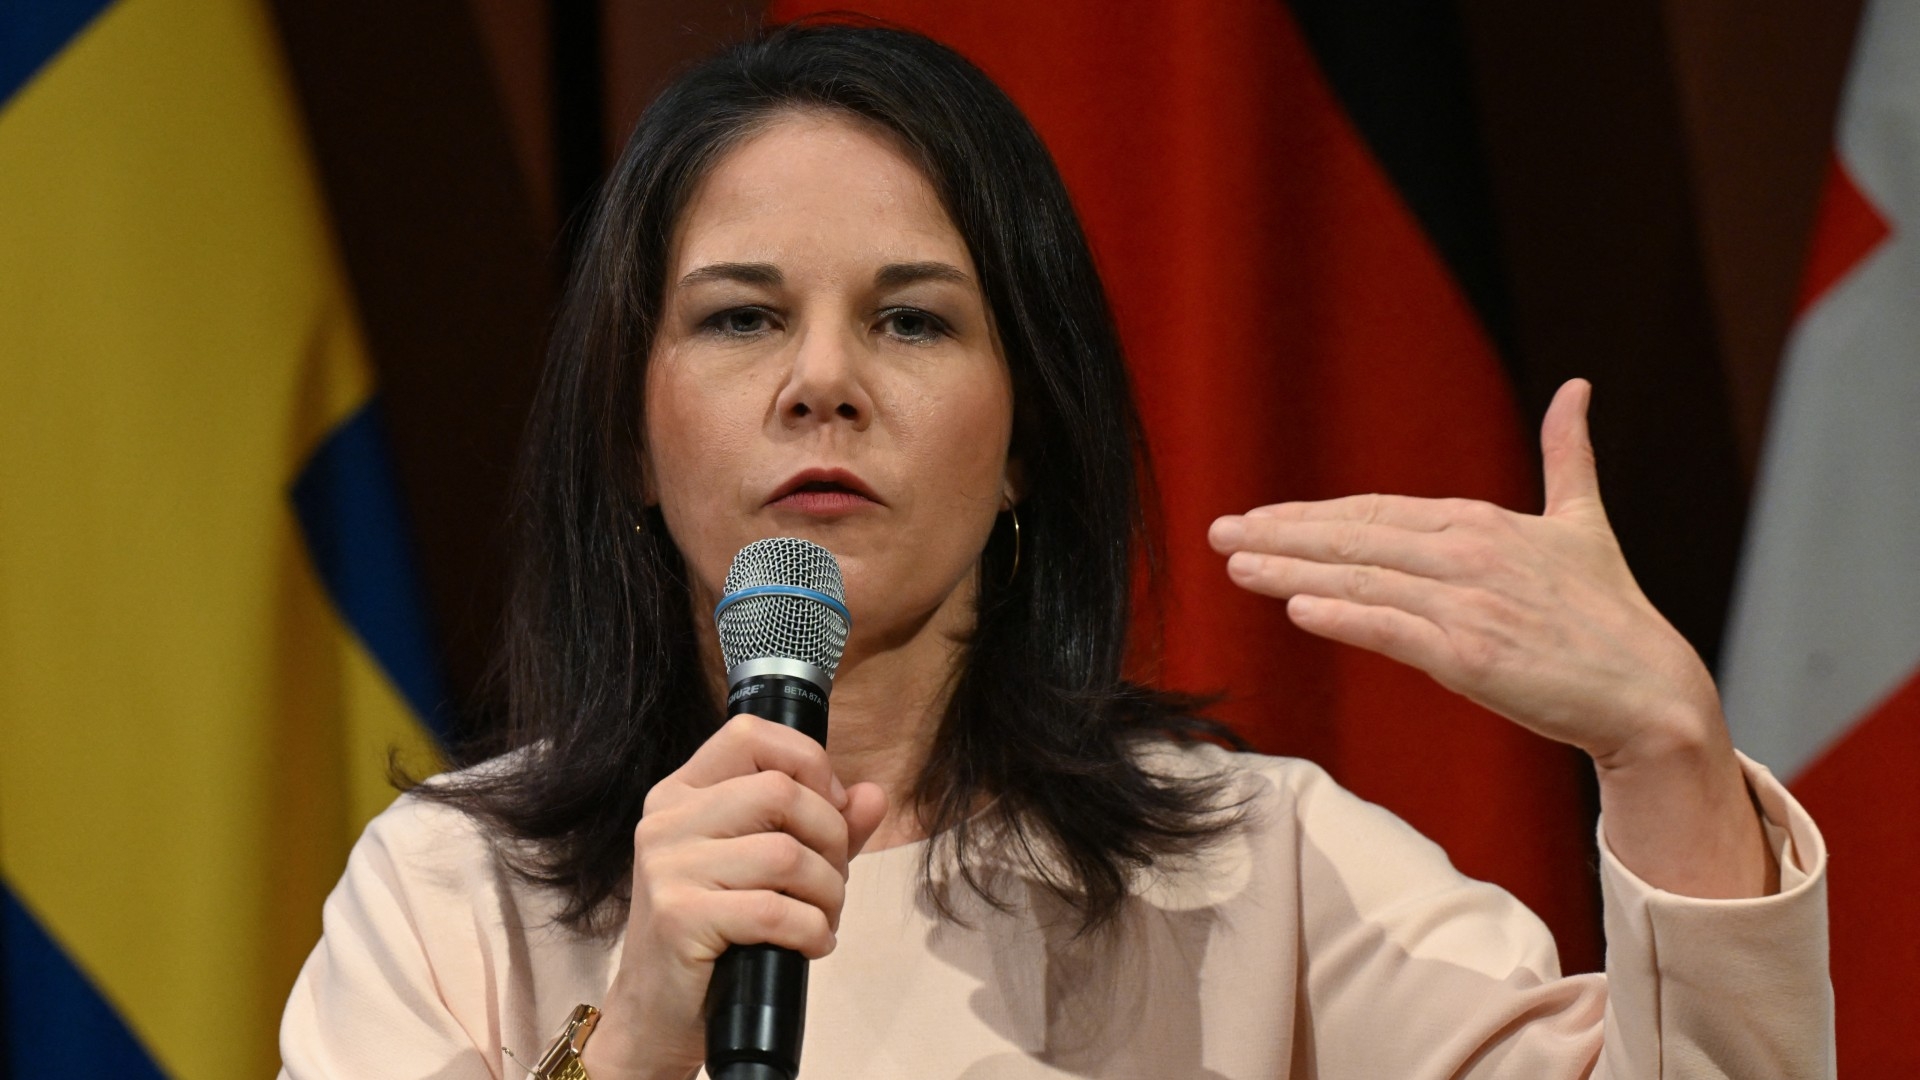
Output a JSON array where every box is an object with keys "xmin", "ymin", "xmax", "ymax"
[{"xmin": 767, "ymin": 468, "xmax": 882, "ymax": 512}]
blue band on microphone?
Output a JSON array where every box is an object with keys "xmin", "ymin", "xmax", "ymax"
[{"xmin": 713, "ymin": 584, "xmax": 852, "ymax": 626}]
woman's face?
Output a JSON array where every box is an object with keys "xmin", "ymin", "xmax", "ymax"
[{"xmin": 645, "ymin": 111, "xmax": 1015, "ymax": 662}]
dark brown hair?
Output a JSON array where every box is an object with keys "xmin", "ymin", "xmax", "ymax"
[{"xmin": 420, "ymin": 19, "xmax": 1242, "ymax": 932}]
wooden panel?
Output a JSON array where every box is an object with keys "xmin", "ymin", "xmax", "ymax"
[
  {"xmin": 1664, "ymin": 0, "xmax": 1863, "ymax": 474},
  {"xmin": 271, "ymin": 0, "xmax": 554, "ymax": 726},
  {"xmin": 602, "ymin": 0, "xmax": 771, "ymax": 155}
]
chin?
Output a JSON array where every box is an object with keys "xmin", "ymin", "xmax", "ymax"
[{"xmin": 843, "ymin": 561, "xmax": 980, "ymax": 652}]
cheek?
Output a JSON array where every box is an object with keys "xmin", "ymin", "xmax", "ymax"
[
  {"xmin": 647, "ymin": 357, "xmax": 760, "ymax": 482},
  {"xmin": 919, "ymin": 377, "xmax": 1013, "ymax": 491},
  {"xmin": 644, "ymin": 364, "xmax": 761, "ymax": 582},
  {"xmin": 886, "ymin": 373, "xmax": 1015, "ymax": 545}
]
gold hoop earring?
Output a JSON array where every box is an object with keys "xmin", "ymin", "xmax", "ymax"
[{"xmin": 1005, "ymin": 504, "xmax": 1021, "ymax": 586}]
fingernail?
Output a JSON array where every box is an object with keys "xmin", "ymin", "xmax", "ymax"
[
  {"xmin": 830, "ymin": 774, "xmax": 848, "ymax": 808},
  {"xmin": 1210, "ymin": 516, "xmax": 1244, "ymax": 549},
  {"xmin": 1227, "ymin": 551, "xmax": 1260, "ymax": 579}
]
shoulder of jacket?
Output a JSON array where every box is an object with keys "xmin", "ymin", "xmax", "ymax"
[
  {"xmin": 350, "ymin": 749, "xmax": 534, "ymax": 886},
  {"xmin": 1132, "ymin": 737, "xmax": 1342, "ymax": 805}
]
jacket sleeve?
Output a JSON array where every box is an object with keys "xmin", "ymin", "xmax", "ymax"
[
  {"xmin": 1590, "ymin": 753, "xmax": 1831, "ymax": 1079},
  {"xmin": 1286, "ymin": 752, "xmax": 1830, "ymax": 1079}
]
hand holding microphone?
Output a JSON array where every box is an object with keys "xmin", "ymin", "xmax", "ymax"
[{"xmin": 582, "ymin": 539, "xmax": 886, "ymax": 1080}]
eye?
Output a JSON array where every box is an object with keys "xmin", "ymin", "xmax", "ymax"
[
  {"xmin": 878, "ymin": 307, "xmax": 948, "ymax": 344},
  {"xmin": 702, "ymin": 306, "xmax": 777, "ymax": 337}
]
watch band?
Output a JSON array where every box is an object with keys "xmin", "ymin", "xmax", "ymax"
[{"xmin": 530, "ymin": 1004, "xmax": 600, "ymax": 1080}]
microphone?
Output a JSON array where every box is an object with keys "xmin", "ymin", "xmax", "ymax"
[{"xmin": 705, "ymin": 537, "xmax": 851, "ymax": 1080}]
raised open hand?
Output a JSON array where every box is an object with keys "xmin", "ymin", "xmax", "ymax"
[{"xmin": 1207, "ymin": 379, "xmax": 1722, "ymax": 768}]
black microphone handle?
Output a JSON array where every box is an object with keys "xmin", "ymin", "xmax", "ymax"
[{"xmin": 707, "ymin": 672, "xmax": 829, "ymax": 1080}]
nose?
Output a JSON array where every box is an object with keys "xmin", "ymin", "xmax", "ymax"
[{"xmin": 775, "ymin": 324, "xmax": 873, "ymax": 430}]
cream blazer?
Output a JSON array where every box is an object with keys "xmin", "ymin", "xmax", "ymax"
[{"xmin": 278, "ymin": 743, "xmax": 1832, "ymax": 1078}]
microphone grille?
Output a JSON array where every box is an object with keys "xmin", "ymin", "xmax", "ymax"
[{"xmin": 716, "ymin": 537, "xmax": 850, "ymax": 677}]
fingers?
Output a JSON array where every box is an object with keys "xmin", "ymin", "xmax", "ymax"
[
  {"xmin": 841, "ymin": 782, "xmax": 890, "ymax": 858},
  {"xmin": 702, "ymin": 889, "xmax": 838, "ymax": 959},
  {"xmin": 694, "ymin": 831, "xmax": 851, "ymax": 926},
  {"xmin": 668, "ymin": 713, "xmax": 846, "ymax": 808},
  {"xmin": 1211, "ymin": 515, "xmax": 1468, "ymax": 579},
  {"xmin": 654, "ymin": 767, "xmax": 856, "ymax": 874},
  {"xmin": 604, "ymin": 716, "xmax": 882, "ymax": 1072},
  {"xmin": 1233, "ymin": 492, "xmax": 1463, "ymax": 531},
  {"xmin": 1284, "ymin": 595, "xmax": 1453, "ymax": 678},
  {"xmin": 648, "ymin": 880, "xmax": 839, "ymax": 960},
  {"xmin": 1225, "ymin": 550, "xmax": 1451, "ymax": 618},
  {"xmin": 1541, "ymin": 378, "xmax": 1603, "ymax": 519},
  {"xmin": 634, "ymin": 714, "xmax": 893, "ymax": 971}
]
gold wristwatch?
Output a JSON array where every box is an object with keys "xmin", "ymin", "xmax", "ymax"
[{"xmin": 530, "ymin": 1004, "xmax": 600, "ymax": 1080}]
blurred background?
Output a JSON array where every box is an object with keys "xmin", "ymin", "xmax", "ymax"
[{"xmin": 3, "ymin": 0, "xmax": 1911, "ymax": 1076}]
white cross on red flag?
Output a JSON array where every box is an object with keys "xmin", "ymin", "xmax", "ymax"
[{"xmin": 1721, "ymin": 0, "xmax": 1920, "ymax": 1069}]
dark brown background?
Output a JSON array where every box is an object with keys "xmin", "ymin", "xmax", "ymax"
[{"xmin": 266, "ymin": 0, "xmax": 1864, "ymax": 732}]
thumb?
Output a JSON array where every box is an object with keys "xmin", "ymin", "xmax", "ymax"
[
  {"xmin": 842, "ymin": 782, "xmax": 890, "ymax": 859},
  {"xmin": 1541, "ymin": 378, "xmax": 1603, "ymax": 518}
]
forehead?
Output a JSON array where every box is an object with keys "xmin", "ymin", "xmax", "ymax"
[{"xmin": 669, "ymin": 112, "xmax": 970, "ymax": 273}]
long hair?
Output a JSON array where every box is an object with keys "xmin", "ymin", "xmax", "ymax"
[{"xmin": 419, "ymin": 19, "xmax": 1242, "ymax": 932}]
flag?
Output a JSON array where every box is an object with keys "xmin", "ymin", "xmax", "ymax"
[
  {"xmin": 769, "ymin": 1, "xmax": 1603, "ymax": 969},
  {"xmin": 0, "ymin": 0, "xmax": 445, "ymax": 1075},
  {"xmin": 1720, "ymin": 0, "xmax": 1919, "ymax": 1069}
]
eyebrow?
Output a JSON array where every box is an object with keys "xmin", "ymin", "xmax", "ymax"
[
  {"xmin": 677, "ymin": 262, "xmax": 782, "ymax": 289},
  {"xmin": 674, "ymin": 260, "xmax": 974, "ymax": 291},
  {"xmin": 873, "ymin": 261, "xmax": 972, "ymax": 290}
]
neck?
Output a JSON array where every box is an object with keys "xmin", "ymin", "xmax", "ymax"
[{"xmin": 820, "ymin": 618, "xmax": 965, "ymax": 849}]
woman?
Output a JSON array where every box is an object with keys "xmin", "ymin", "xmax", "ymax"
[{"xmin": 279, "ymin": 21, "xmax": 1830, "ymax": 1080}]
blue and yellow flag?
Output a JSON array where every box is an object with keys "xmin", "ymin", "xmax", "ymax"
[{"xmin": 1, "ymin": 1, "xmax": 445, "ymax": 1075}]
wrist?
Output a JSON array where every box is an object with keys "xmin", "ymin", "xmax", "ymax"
[
  {"xmin": 576, "ymin": 1014, "xmax": 700, "ymax": 1080},
  {"xmin": 1592, "ymin": 700, "xmax": 1742, "ymax": 828},
  {"xmin": 1592, "ymin": 710, "xmax": 1777, "ymax": 898},
  {"xmin": 1589, "ymin": 693, "xmax": 1723, "ymax": 776}
]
